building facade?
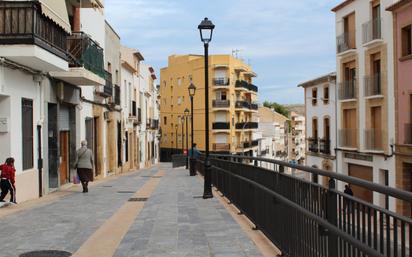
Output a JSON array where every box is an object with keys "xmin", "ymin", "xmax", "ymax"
[
  {"xmin": 290, "ymin": 111, "xmax": 306, "ymax": 165},
  {"xmin": 387, "ymin": 0, "xmax": 412, "ymax": 216},
  {"xmin": 333, "ymin": 0, "xmax": 396, "ymax": 210},
  {"xmin": 159, "ymin": 54, "xmax": 259, "ymax": 161},
  {"xmin": 299, "ymin": 72, "xmax": 337, "ymax": 186}
]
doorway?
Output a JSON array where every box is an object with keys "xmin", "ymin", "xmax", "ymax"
[
  {"xmin": 59, "ymin": 131, "xmax": 70, "ymax": 185},
  {"xmin": 348, "ymin": 164, "xmax": 373, "ymax": 203}
]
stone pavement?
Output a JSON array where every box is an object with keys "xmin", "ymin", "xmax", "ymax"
[{"xmin": 0, "ymin": 163, "xmax": 265, "ymax": 257}]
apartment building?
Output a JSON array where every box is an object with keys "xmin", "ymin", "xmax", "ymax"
[
  {"xmin": 159, "ymin": 54, "xmax": 259, "ymax": 161},
  {"xmin": 332, "ymin": 0, "xmax": 396, "ymax": 209},
  {"xmin": 0, "ymin": 0, "xmax": 159, "ymax": 203},
  {"xmin": 299, "ymin": 72, "xmax": 337, "ymax": 186},
  {"xmin": 387, "ymin": 0, "xmax": 412, "ymax": 216},
  {"xmin": 290, "ymin": 112, "xmax": 306, "ymax": 165}
]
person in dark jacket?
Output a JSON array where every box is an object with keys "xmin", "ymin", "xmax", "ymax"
[
  {"xmin": 0, "ymin": 157, "xmax": 16, "ymax": 203},
  {"xmin": 75, "ymin": 140, "xmax": 94, "ymax": 193},
  {"xmin": 189, "ymin": 143, "xmax": 201, "ymax": 159},
  {"xmin": 344, "ymin": 184, "xmax": 354, "ymax": 213}
]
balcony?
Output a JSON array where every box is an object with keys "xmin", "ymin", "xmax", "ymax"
[
  {"xmin": 213, "ymin": 143, "xmax": 230, "ymax": 152},
  {"xmin": 212, "ymin": 122, "xmax": 230, "ymax": 130},
  {"xmin": 364, "ymin": 129, "xmax": 383, "ymax": 151},
  {"xmin": 336, "ymin": 31, "xmax": 356, "ymax": 54},
  {"xmin": 405, "ymin": 124, "xmax": 412, "ymax": 145},
  {"xmin": 149, "ymin": 119, "xmax": 159, "ymax": 130},
  {"xmin": 362, "ymin": 18, "xmax": 382, "ymax": 45},
  {"xmin": 250, "ymin": 103, "xmax": 259, "ymax": 110},
  {"xmin": 339, "ymin": 129, "xmax": 357, "ymax": 148},
  {"xmin": 308, "ymin": 138, "xmax": 319, "ymax": 153},
  {"xmin": 114, "ymin": 85, "xmax": 121, "ymax": 106},
  {"xmin": 235, "ymin": 80, "xmax": 258, "ymax": 93},
  {"xmin": 50, "ymin": 32, "xmax": 105, "ymax": 85},
  {"xmin": 251, "ymin": 140, "xmax": 259, "ymax": 147},
  {"xmin": 319, "ymin": 138, "xmax": 331, "ymax": 154},
  {"xmin": 212, "ymin": 100, "xmax": 230, "ymax": 109},
  {"xmin": 96, "ymin": 71, "xmax": 113, "ymax": 98},
  {"xmin": 338, "ymin": 80, "xmax": 357, "ymax": 100},
  {"xmin": 235, "ymin": 122, "xmax": 258, "ymax": 129},
  {"xmin": 0, "ymin": 1, "xmax": 68, "ymax": 71},
  {"xmin": 235, "ymin": 101, "xmax": 250, "ymax": 109},
  {"xmin": 213, "ymin": 77, "xmax": 230, "ymax": 87},
  {"xmin": 364, "ymin": 73, "xmax": 382, "ymax": 97}
]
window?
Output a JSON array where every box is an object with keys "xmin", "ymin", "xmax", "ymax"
[
  {"xmin": 312, "ymin": 88, "xmax": 318, "ymax": 105},
  {"xmin": 177, "ymin": 96, "xmax": 182, "ymax": 105},
  {"xmin": 312, "ymin": 118, "xmax": 318, "ymax": 138},
  {"xmin": 323, "ymin": 86, "xmax": 329, "ymax": 104},
  {"xmin": 177, "ymin": 78, "xmax": 182, "ymax": 86},
  {"xmin": 402, "ymin": 25, "xmax": 412, "ymax": 57},
  {"xmin": 164, "ymin": 116, "xmax": 167, "ymax": 125},
  {"xmin": 22, "ymin": 99, "xmax": 33, "ymax": 170}
]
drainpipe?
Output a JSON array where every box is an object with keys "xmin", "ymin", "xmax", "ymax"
[{"xmin": 33, "ymin": 74, "xmax": 44, "ymax": 197}]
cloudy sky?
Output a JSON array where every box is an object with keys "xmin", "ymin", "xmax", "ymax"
[{"xmin": 105, "ymin": 0, "xmax": 341, "ymax": 104}]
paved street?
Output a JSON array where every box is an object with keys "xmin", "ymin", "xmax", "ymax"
[{"xmin": 0, "ymin": 164, "xmax": 264, "ymax": 257}]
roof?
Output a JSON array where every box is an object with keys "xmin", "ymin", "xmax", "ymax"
[
  {"xmin": 105, "ymin": 20, "xmax": 121, "ymax": 39},
  {"xmin": 386, "ymin": 0, "xmax": 412, "ymax": 11},
  {"xmin": 297, "ymin": 72, "xmax": 336, "ymax": 88},
  {"xmin": 331, "ymin": 0, "xmax": 355, "ymax": 12}
]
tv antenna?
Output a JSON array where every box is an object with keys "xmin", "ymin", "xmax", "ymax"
[{"xmin": 232, "ymin": 49, "xmax": 242, "ymax": 59}]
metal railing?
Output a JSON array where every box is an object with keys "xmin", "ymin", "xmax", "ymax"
[
  {"xmin": 320, "ymin": 138, "xmax": 331, "ymax": 154},
  {"xmin": 150, "ymin": 119, "xmax": 159, "ymax": 129},
  {"xmin": 339, "ymin": 129, "xmax": 358, "ymax": 148},
  {"xmin": 337, "ymin": 31, "xmax": 356, "ymax": 53},
  {"xmin": 339, "ymin": 80, "xmax": 357, "ymax": 100},
  {"xmin": 212, "ymin": 122, "xmax": 230, "ymax": 130},
  {"xmin": 251, "ymin": 139, "xmax": 259, "ymax": 147},
  {"xmin": 365, "ymin": 73, "xmax": 382, "ymax": 97},
  {"xmin": 250, "ymin": 103, "xmax": 259, "ymax": 110},
  {"xmin": 365, "ymin": 129, "xmax": 384, "ymax": 151},
  {"xmin": 235, "ymin": 80, "xmax": 258, "ymax": 92},
  {"xmin": 213, "ymin": 77, "xmax": 230, "ymax": 86},
  {"xmin": 213, "ymin": 143, "xmax": 230, "ymax": 151},
  {"xmin": 0, "ymin": 1, "xmax": 68, "ymax": 59},
  {"xmin": 236, "ymin": 122, "xmax": 258, "ymax": 129},
  {"xmin": 235, "ymin": 100, "xmax": 250, "ymax": 109},
  {"xmin": 194, "ymin": 154, "xmax": 412, "ymax": 257},
  {"xmin": 363, "ymin": 18, "xmax": 382, "ymax": 44},
  {"xmin": 308, "ymin": 137, "xmax": 319, "ymax": 153},
  {"xmin": 405, "ymin": 124, "xmax": 412, "ymax": 145},
  {"xmin": 101, "ymin": 71, "xmax": 113, "ymax": 97},
  {"xmin": 67, "ymin": 32, "xmax": 105, "ymax": 79},
  {"xmin": 212, "ymin": 100, "xmax": 230, "ymax": 108}
]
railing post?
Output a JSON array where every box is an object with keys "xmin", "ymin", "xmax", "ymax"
[{"xmin": 327, "ymin": 178, "xmax": 338, "ymax": 257}]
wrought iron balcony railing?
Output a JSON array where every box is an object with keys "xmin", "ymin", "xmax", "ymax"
[
  {"xmin": 362, "ymin": 18, "xmax": 382, "ymax": 44},
  {"xmin": 319, "ymin": 138, "xmax": 331, "ymax": 154},
  {"xmin": 364, "ymin": 73, "xmax": 382, "ymax": 97},
  {"xmin": 0, "ymin": 1, "xmax": 68, "ymax": 60},
  {"xmin": 212, "ymin": 100, "xmax": 230, "ymax": 108},
  {"xmin": 338, "ymin": 80, "xmax": 357, "ymax": 100},
  {"xmin": 235, "ymin": 122, "xmax": 258, "ymax": 129},
  {"xmin": 212, "ymin": 122, "xmax": 230, "ymax": 130},
  {"xmin": 235, "ymin": 101, "xmax": 250, "ymax": 109},
  {"xmin": 67, "ymin": 32, "xmax": 105, "ymax": 79},
  {"xmin": 308, "ymin": 138, "xmax": 319, "ymax": 153}
]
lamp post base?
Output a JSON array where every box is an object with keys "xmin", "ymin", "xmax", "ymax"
[
  {"xmin": 190, "ymin": 158, "xmax": 196, "ymax": 176},
  {"xmin": 203, "ymin": 159, "xmax": 213, "ymax": 199}
]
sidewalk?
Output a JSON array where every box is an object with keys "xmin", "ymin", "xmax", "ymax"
[{"xmin": 0, "ymin": 163, "xmax": 268, "ymax": 257}]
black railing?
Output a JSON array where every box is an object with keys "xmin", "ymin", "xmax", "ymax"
[
  {"xmin": 114, "ymin": 85, "xmax": 121, "ymax": 105},
  {"xmin": 195, "ymin": 154, "xmax": 412, "ymax": 257},
  {"xmin": 212, "ymin": 122, "xmax": 230, "ymax": 130},
  {"xmin": 251, "ymin": 140, "xmax": 259, "ymax": 147},
  {"xmin": 151, "ymin": 119, "xmax": 159, "ymax": 129},
  {"xmin": 100, "ymin": 71, "xmax": 113, "ymax": 97},
  {"xmin": 0, "ymin": 1, "xmax": 68, "ymax": 60},
  {"xmin": 319, "ymin": 138, "xmax": 331, "ymax": 154},
  {"xmin": 235, "ymin": 101, "xmax": 250, "ymax": 109},
  {"xmin": 308, "ymin": 137, "xmax": 319, "ymax": 152},
  {"xmin": 235, "ymin": 80, "xmax": 258, "ymax": 92},
  {"xmin": 212, "ymin": 100, "xmax": 230, "ymax": 108},
  {"xmin": 236, "ymin": 122, "xmax": 258, "ymax": 129},
  {"xmin": 67, "ymin": 32, "xmax": 105, "ymax": 79},
  {"xmin": 250, "ymin": 103, "xmax": 259, "ymax": 110}
]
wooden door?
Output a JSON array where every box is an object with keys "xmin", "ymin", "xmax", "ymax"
[
  {"xmin": 348, "ymin": 164, "xmax": 373, "ymax": 203},
  {"xmin": 59, "ymin": 131, "xmax": 69, "ymax": 186},
  {"xmin": 371, "ymin": 106, "xmax": 382, "ymax": 148},
  {"xmin": 347, "ymin": 13, "xmax": 356, "ymax": 48}
]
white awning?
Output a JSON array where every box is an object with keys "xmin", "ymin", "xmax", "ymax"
[{"xmin": 38, "ymin": 0, "xmax": 71, "ymax": 34}]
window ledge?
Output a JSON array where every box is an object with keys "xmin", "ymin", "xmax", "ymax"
[
  {"xmin": 339, "ymin": 98, "xmax": 358, "ymax": 103},
  {"xmin": 363, "ymin": 39, "xmax": 383, "ymax": 48},
  {"xmin": 364, "ymin": 95, "xmax": 384, "ymax": 100},
  {"xmin": 400, "ymin": 54, "xmax": 412, "ymax": 62},
  {"xmin": 337, "ymin": 49, "xmax": 357, "ymax": 58}
]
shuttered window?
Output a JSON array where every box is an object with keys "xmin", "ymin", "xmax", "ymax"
[{"xmin": 22, "ymin": 98, "xmax": 33, "ymax": 170}]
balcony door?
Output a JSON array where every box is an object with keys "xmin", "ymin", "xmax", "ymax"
[
  {"xmin": 371, "ymin": 106, "xmax": 382, "ymax": 149},
  {"xmin": 372, "ymin": 3, "xmax": 381, "ymax": 38},
  {"xmin": 343, "ymin": 108, "xmax": 357, "ymax": 147},
  {"xmin": 324, "ymin": 117, "xmax": 330, "ymax": 141},
  {"xmin": 344, "ymin": 13, "xmax": 356, "ymax": 49}
]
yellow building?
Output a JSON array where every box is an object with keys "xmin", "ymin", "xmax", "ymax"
[{"xmin": 159, "ymin": 54, "xmax": 259, "ymax": 161}]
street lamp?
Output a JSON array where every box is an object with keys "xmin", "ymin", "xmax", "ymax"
[
  {"xmin": 175, "ymin": 124, "xmax": 178, "ymax": 154},
  {"xmin": 188, "ymin": 81, "xmax": 196, "ymax": 176},
  {"xmin": 184, "ymin": 108, "xmax": 190, "ymax": 169},
  {"xmin": 198, "ymin": 17, "xmax": 215, "ymax": 199},
  {"xmin": 181, "ymin": 116, "xmax": 185, "ymax": 153}
]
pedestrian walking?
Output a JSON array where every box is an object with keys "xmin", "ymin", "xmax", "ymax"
[
  {"xmin": 75, "ymin": 140, "xmax": 94, "ymax": 193},
  {"xmin": 0, "ymin": 157, "xmax": 16, "ymax": 203},
  {"xmin": 189, "ymin": 143, "xmax": 201, "ymax": 159},
  {"xmin": 344, "ymin": 184, "xmax": 354, "ymax": 213}
]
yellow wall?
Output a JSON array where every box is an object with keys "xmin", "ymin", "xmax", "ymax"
[{"xmin": 160, "ymin": 54, "xmax": 258, "ymax": 153}]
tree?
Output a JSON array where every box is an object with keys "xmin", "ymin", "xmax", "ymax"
[{"xmin": 263, "ymin": 101, "xmax": 290, "ymax": 117}]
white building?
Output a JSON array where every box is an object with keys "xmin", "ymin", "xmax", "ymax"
[
  {"xmin": 290, "ymin": 112, "xmax": 306, "ymax": 165},
  {"xmin": 332, "ymin": 0, "xmax": 396, "ymax": 210},
  {"xmin": 299, "ymin": 72, "xmax": 337, "ymax": 186}
]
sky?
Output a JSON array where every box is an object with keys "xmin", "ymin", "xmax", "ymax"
[{"xmin": 105, "ymin": 0, "xmax": 342, "ymax": 104}]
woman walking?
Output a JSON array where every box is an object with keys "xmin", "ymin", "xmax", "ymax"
[
  {"xmin": 0, "ymin": 157, "xmax": 16, "ymax": 203},
  {"xmin": 75, "ymin": 141, "xmax": 94, "ymax": 193}
]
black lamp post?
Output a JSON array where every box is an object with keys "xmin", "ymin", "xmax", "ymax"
[
  {"xmin": 198, "ymin": 17, "xmax": 215, "ymax": 199},
  {"xmin": 184, "ymin": 108, "xmax": 190, "ymax": 169},
  {"xmin": 188, "ymin": 82, "xmax": 196, "ymax": 176},
  {"xmin": 181, "ymin": 116, "xmax": 184, "ymax": 153},
  {"xmin": 175, "ymin": 124, "xmax": 178, "ymax": 154}
]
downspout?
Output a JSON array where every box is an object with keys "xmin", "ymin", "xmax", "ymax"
[{"xmin": 33, "ymin": 73, "xmax": 44, "ymax": 197}]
